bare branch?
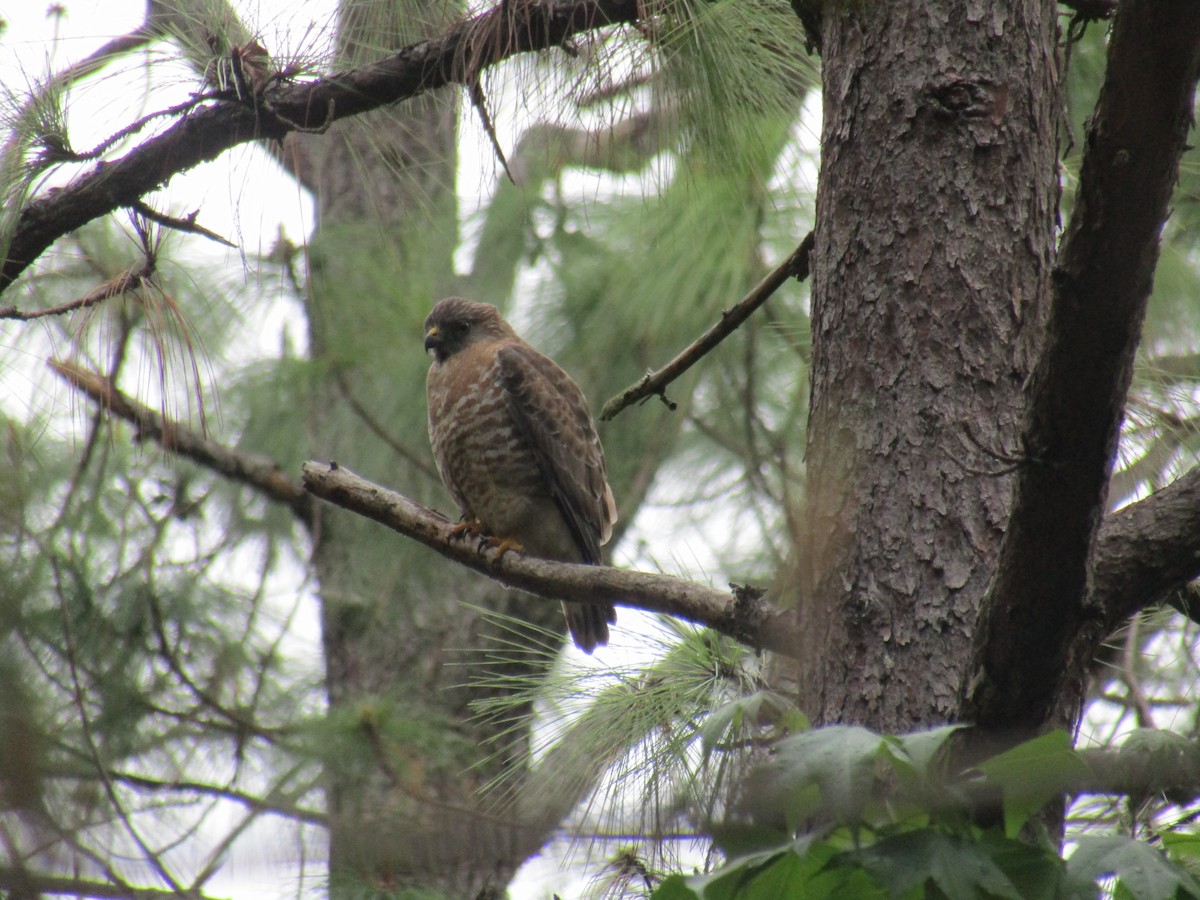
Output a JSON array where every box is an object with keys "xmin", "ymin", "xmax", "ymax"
[
  {"xmin": 1091, "ymin": 466, "xmax": 1200, "ymax": 627},
  {"xmin": 51, "ymin": 766, "xmax": 326, "ymax": 826},
  {"xmin": 1, "ymin": 0, "xmax": 644, "ymax": 295},
  {"xmin": 334, "ymin": 372, "xmax": 440, "ymax": 480},
  {"xmin": 600, "ymin": 233, "xmax": 814, "ymax": 421},
  {"xmin": 0, "ymin": 262, "xmax": 152, "ymax": 321},
  {"xmin": 509, "ymin": 110, "xmax": 670, "ymax": 183},
  {"xmin": 300, "ymin": 461, "xmax": 795, "ymax": 655},
  {"xmin": 50, "ymin": 360, "xmax": 312, "ymax": 523},
  {"xmin": 33, "ymin": 93, "xmax": 220, "ymax": 168},
  {"xmin": 747, "ymin": 729, "xmax": 1200, "ymax": 829},
  {"xmin": 0, "ymin": 868, "xmax": 222, "ymax": 900},
  {"xmin": 468, "ymin": 79, "xmax": 516, "ymax": 184},
  {"xmin": 129, "ymin": 201, "xmax": 237, "ymax": 249},
  {"xmin": 964, "ymin": 1, "xmax": 1200, "ymax": 730}
]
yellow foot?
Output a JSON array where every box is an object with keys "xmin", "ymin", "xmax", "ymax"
[
  {"xmin": 447, "ymin": 521, "xmax": 523, "ymax": 564},
  {"xmin": 484, "ymin": 536, "xmax": 524, "ymax": 565}
]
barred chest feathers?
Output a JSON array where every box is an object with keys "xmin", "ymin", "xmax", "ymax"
[{"xmin": 427, "ymin": 342, "xmax": 552, "ymax": 539}]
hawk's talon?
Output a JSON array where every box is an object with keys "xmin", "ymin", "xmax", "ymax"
[
  {"xmin": 484, "ymin": 536, "xmax": 524, "ymax": 565},
  {"xmin": 446, "ymin": 520, "xmax": 522, "ymax": 564},
  {"xmin": 449, "ymin": 520, "xmax": 484, "ymax": 541},
  {"xmin": 470, "ymin": 532, "xmax": 523, "ymax": 566}
]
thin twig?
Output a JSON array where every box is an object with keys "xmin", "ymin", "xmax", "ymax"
[
  {"xmin": 50, "ymin": 359, "xmax": 312, "ymax": 523},
  {"xmin": 1120, "ymin": 618, "xmax": 1157, "ymax": 729},
  {"xmin": 0, "ymin": 262, "xmax": 152, "ymax": 321},
  {"xmin": 0, "ymin": 867, "xmax": 222, "ymax": 900},
  {"xmin": 53, "ymin": 766, "xmax": 325, "ymax": 826},
  {"xmin": 130, "ymin": 200, "xmax": 237, "ymax": 249},
  {"xmin": 600, "ymin": 232, "xmax": 815, "ymax": 421},
  {"xmin": 2, "ymin": 0, "xmax": 645, "ymax": 295},
  {"xmin": 1059, "ymin": 0, "xmax": 1118, "ymax": 22},
  {"xmin": 35, "ymin": 92, "xmax": 221, "ymax": 168},
  {"xmin": 145, "ymin": 590, "xmax": 282, "ymax": 746},
  {"xmin": 469, "ymin": 78, "xmax": 516, "ymax": 183},
  {"xmin": 52, "ymin": 558, "xmax": 186, "ymax": 894},
  {"xmin": 335, "ymin": 371, "xmax": 440, "ymax": 480}
]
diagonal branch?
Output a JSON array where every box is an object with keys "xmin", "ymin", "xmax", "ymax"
[
  {"xmin": 964, "ymin": 0, "xmax": 1200, "ymax": 730},
  {"xmin": 51, "ymin": 359, "xmax": 311, "ymax": 523},
  {"xmin": 601, "ymin": 233, "xmax": 814, "ymax": 421},
  {"xmin": 0, "ymin": 262, "xmax": 152, "ymax": 321},
  {"xmin": 300, "ymin": 461, "xmax": 795, "ymax": 655},
  {"xmin": 1091, "ymin": 466, "xmax": 1200, "ymax": 628},
  {"xmin": 1, "ymin": 0, "xmax": 643, "ymax": 295},
  {"xmin": 129, "ymin": 200, "xmax": 236, "ymax": 249}
]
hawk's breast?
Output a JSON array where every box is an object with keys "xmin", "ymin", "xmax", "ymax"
[{"xmin": 427, "ymin": 342, "xmax": 561, "ymax": 550}]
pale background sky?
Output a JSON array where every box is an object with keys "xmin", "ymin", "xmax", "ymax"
[
  {"xmin": 0, "ymin": 5, "xmax": 706, "ymax": 896},
  {"xmin": 1, "ymin": 4, "xmax": 1152, "ymax": 897}
]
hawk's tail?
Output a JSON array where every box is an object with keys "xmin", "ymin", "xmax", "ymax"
[{"xmin": 563, "ymin": 601, "xmax": 617, "ymax": 654}]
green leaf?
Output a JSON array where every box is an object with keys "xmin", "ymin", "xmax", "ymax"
[
  {"xmin": 977, "ymin": 730, "xmax": 1089, "ymax": 837},
  {"xmin": 740, "ymin": 850, "xmax": 824, "ymax": 897},
  {"xmin": 653, "ymin": 875, "xmax": 701, "ymax": 900},
  {"xmin": 709, "ymin": 822, "xmax": 792, "ymax": 858},
  {"xmin": 743, "ymin": 725, "xmax": 884, "ymax": 828},
  {"xmin": 800, "ymin": 867, "xmax": 889, "ymax": 900},
  {"xmin": 880, "ymin": 725, "xmax": 965, "ymax": 817},
  {"xmin": 700, "ymin": 690, "xmax": 791, "ymax": 754},
  {"xmin": 891, "ymin": 725, "xmax": 964, "ymax": 775},
  {"xmin": 679, "ymin": 840, "xmax": 845, "ymax": 900},
  {"xmin": 977, "ymin": 829, "xmax": 1074, "ymax": 900},
  {"xmin": 1068, "ymin": 834, "xmax": 1200, "ymax": 900},
  {"xmin": 681, "ymin": 847, "xmax": 794, "ymax": 900},
  {"xmin": 853, "ymin": 829, "xmax": 1022, "ymax": 900},
  {"xmin": 1161, "ymin": 830, "xmax": 1200, "ymax": 866}
]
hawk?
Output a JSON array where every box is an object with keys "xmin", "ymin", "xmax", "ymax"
[{"xmin": 424, "ymin": 297, "xmax": 618, "ymax": 652}]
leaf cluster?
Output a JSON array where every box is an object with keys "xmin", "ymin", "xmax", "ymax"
[{"xmin": 656, "ymin": 727, "xmax": 1200, "ymax": 900}]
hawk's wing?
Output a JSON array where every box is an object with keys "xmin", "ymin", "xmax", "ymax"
[{"xmin": 497, "ymin": 342, "xmax": 616, "ymax": 564}]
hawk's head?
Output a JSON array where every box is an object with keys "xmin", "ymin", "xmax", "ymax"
[{"xmin": 424, "ymin": 297, "xmax": 513, "ymax": 363}]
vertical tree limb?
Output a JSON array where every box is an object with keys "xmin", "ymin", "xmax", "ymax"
[{"xmin": 964, "ymin": 0, "xmax": 1200, "ymax": 730}]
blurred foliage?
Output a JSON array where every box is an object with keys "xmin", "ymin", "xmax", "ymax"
[
  {"xmin": 656, "ymin": 726, "xmax": 1200, "ymax": 900},
  {"xmin": 1, "ymin": 0, "xmax": 1200, "ymax": 897}
]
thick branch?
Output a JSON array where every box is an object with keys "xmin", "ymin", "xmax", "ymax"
[
  {"xmin": 965, "ymin": 1, "xmax": 1200, "ymax": 729},
  {"xmin": 747, "ymin": 729, "xmax": 1200, "ymax": 831},
  {"xmin": 300, "ymin": 461, "xmax": 794, "ymax": 655},
  {"xmin": 1, "ymin": 0, "xmax": 642, "ymax": 295},
  {"xmin": 1091, "ymin": 466, "xmax": 1200, "ymax": 627},
  {"xmin": 600, "ymin": 232, "xmax": 814, "ymax": 421},
  {"xmin": 51, "ymin": 360, "xmax": 311, "ymax": 522}
]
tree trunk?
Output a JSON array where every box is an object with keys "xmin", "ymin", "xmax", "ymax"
[
  {"xmin": 795, "ymin": 0, "xmax": 1059, "ymax": 731},
  {"xmin": 300, "ymin": 2, "xmax": 574, "ymax": 894}
]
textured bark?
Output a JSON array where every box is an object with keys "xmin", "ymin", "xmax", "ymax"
[
  {"xmin": 1092, "ymin": 466, "xmax": 1200, "ymax": 631},
  {"xmin": 965, "ymin": 0, "xmax": 1200, "ymax": 732},
  {"xmin": 796, "ymin": 0, "xmax": 1059, "ymax": 731}
]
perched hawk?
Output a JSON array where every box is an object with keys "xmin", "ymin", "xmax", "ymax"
[{"xmin": 424, "ymin": 297, "xmax": 618, "ymax": 652}]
